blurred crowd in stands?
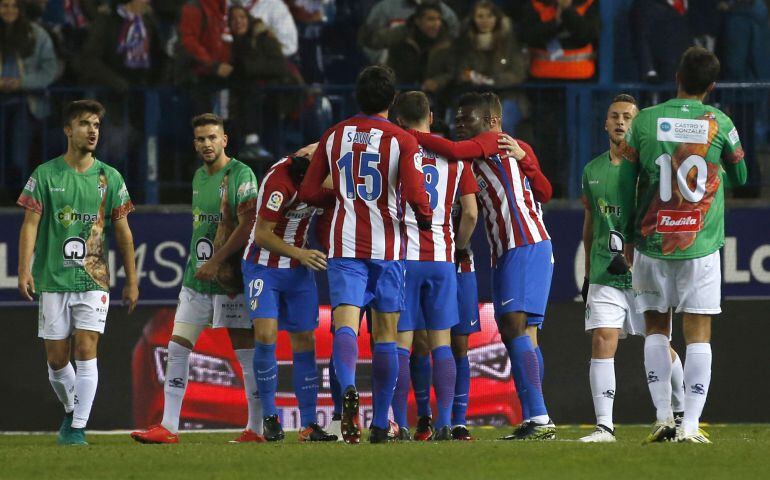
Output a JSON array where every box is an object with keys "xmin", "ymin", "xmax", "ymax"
[{"xmin": 2, "ymin": 0, "xmax": 770, "ymax": 198}]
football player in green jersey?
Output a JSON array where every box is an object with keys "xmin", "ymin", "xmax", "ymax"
[
  {"xmin": 131, "ymin": 114, "xmax": 263, "ymax": 445},
  {"xmin": 17, "ymin": 100, "xmax": 138, "ymax": 445},
  {"xmin": 623, "ymin": 48, "xmax": 747, "ymax": 444},
  {"xmin": 579, "ymin": 95, "xmax": 685, "ymax": 443}
]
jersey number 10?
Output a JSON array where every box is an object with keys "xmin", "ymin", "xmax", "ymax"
[{"xmin": 655, "ymin": 153, "xmax": 707, "ymax": 203}]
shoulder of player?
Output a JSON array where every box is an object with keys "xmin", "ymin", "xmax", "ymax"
[
  {"xmin": 264, "ymin": 158, "xmax": 295, "ymax": 190},
  {"xmin": 583, "ymin": 152, "xmax": 606, "ymax": 174},
  {"xmin": 225, "ymin": 158, "xmax": 257, "ymax": 178},
  {"xmin": 94, "ymin": 160, "xmax": 125, "ymax": 181}
]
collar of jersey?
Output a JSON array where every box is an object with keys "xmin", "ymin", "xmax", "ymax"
[
  {"xmin": 354, "ymin": 113, "xmax": 390, "ymax": 123},
  {"xmin": 665, "ymin": 98, "xmax": 703, "ymax": 107},
  {"xmin": 57, "ymin": 155, "xmax": 99, "ymax": 175}
]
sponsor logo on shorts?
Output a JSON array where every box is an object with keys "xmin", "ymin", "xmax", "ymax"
[
  {"xmin": 101, "ymin": 295, "xmax": 107, "ymax": 304},
  {"xmin": 656, "ymin": 118, "xmax": 709, "ymax": 144},
  {"xmin": 501, "ymin": 298, "xmax": 514, "ymax": 306},
  {"xmin": 250, "ymin": 298, "xmax": 258, "ymax": 311},
  {"xmin": 62, "ymin": 237, "xmax": 87, "ymax": 267},
  {"xmin": 656, "ymin": 210, "xmax": 702, "ymax": 233},
  {"xmin": 470, "ymin": 318, "xmax": 479, "ymax": 326}
]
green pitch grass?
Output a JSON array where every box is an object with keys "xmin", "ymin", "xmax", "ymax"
[{"xmin": 1, "ymin": 425, "xmax": 769, "ymax": 480}]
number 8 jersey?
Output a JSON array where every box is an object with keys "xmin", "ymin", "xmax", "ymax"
[{"xmin": 624, "ymin": 98, "xmax": 747, "ymax": 259}]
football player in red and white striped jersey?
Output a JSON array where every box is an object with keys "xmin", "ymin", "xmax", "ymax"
[
  {"xmin": 242, "ymin": 154, "xmax": 338, "ymax": 443},
  {"xmin": 299, "ymin": 66, "xmax": 433, "ymax": 444},
  {"xmin": 410, "ymin": 92, "xmax": 556, "ymax": 440}
]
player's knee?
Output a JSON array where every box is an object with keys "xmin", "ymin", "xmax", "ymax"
[
  {"xmin": 171, "ymin": 322, "xmax": 205, "ymax": 348},
  {"xmin": 591, "ymin": 329, "xmax": 619, "ymax": 358},
  {"xmin": 228, "ymin": 328, "xmax": 254, "ymax": 350},
  {"xmin": 289, "ymin": 331, "xmax": 315, "ymax": 352},
  {"xmin": 451, "ymin": 336, "xmax": 468, "ymax": 358},
  {"xmin": 47, "ymin": 356, "xmax": 70, "ymax": 371},
  {"xmin": 412, "ymin": 330, "xmax": 430, "ymax": 354}
]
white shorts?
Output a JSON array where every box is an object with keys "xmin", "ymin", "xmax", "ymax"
[
  {"xmin": 585, "ymin": 284, "xmax": 645, "ymax": 339},
  {"xmin": 174, "ymin": 286, "xmax": 251, "ymax": 329},
  {"xmin": 38, "ymin": 291, "xmax": 110, "ymax": 340},
  {"xmin": 632, "ymin": 249, "xmax": 721, "ymax": 315}
]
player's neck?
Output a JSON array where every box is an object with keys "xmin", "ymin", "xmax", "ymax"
[
  {"xmin": 205, "ymin": 155, "xmax": 231, "ymax": 175},
  {"xmin": 608, "ymin": 143, "xmax": 623, "ymax": 165},
  {"xmin": 63, "ymin": 148, "xmax": 94, "ymax": 173},
  {"xmin": 676, "ymin": 88, "xmax": 706, "ymax": 102}
]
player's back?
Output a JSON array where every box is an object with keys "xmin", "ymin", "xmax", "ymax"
[
  {"xmin": 470, "ymin": 132, "xmax": 550, "ymax": 262},
  {"xmin": 626, "ymin": 98, "xmax": 745, "ymax": 258},
  {"xmin": 320, "ymin": 114, "xmax": 421, "ymax": 260}
]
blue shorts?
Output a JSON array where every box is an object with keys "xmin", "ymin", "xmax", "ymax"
[
  {"xmin": 492, "ymin": 240, "xmax": 553, "ymax": 326},
  {"xmin": 242, "ymin": 261, "xmax": 319, "ymax": 333},
  {"xmin": 327, "ymin": 258, "xmax": 405, "ymax": 313},
  {"xmin": 399, "ymin": 261, "xmax": 459, "ymax": 332},
  {"xmin": 452, "ymin": 271, "xmax": 480, "ymax": 335}
]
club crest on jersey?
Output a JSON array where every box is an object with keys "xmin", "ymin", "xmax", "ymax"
[
  {"xmin": 267, "ymin": 191, "xmax": 284, "ymax": 211},
  {"xmin": 656, "ymin": 210, "xmax": 702, "ymax": 233},
  {"xmin": 656, "ymin": 118, "xmax": 709, "ymax": 144},
  {"xmin": 98, "ymin": 183, "xmax": 107, "ymax": 198},
  {"xmin": 62, "ymin": 236, "xmax": 87, "ymax": 267}
]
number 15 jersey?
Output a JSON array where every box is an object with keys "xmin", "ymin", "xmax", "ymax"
[
  {"xmin": 624, "ymin": 98, "xmax": 747, "ymax": 259},
  {"xmin": 299, "ymin": 114, "xmax": 432, "ymax": 260}
]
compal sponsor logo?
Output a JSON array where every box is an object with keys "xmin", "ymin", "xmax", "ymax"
[
  {"xmin": 597, "ymin": 198, "xmax": 621, "ymax": 217},
  {"xmin": 62, "ymin": 237, "xmax": 87, "ymax": 267},
  {"xmin": 656, "ymin": 210, "xmax": 702, "ymax": 233},
  {"xmin": 192, "ymin": 207, "xmax": 222, "ymax": 229},
  {"xmin": 56, "ymin": 206, "xmax": 99, "ymax": 228}
]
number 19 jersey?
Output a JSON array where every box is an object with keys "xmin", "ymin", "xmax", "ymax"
[{"xmin": 624, "ymin": 98, "xmax": 746, "ymax": 259}]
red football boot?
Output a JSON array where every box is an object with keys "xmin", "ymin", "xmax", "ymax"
[{"xmin": 130, "ymin": 424, "xmax": 179, "ymax": 444}]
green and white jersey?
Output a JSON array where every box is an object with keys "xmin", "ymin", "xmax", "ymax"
[
  {"xmin": 624, "ymin": 98, "xmax": 747, "ymax": 259},
  {"xmin": 582, "ymin": 152, "xmax": 636, "ymax": 289},
  {"xmin": 17, "ymin": 156, "xmax": 134, "ymax": 292},
  {"xmin": 182, "ymin": 158, "xmax": 258, "ymax": 295}
]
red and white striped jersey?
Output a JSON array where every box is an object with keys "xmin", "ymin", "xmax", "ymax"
[
  {"xmin": 451, "ymin": 200, "xmax": 476, "ymax": 273},
  {"xmin": 299, "ymin": 114, "xmax": 432, "ymax": 260},
  {"xmin": 471, "ymin": 133, "xmax": 550, "ymax": 263},
  {"xmin": 243, "ymin": 158, "xmax": 319, "ymax": 268},
  {"xmin": 403, "ymin": 147, "xmax": 478, "ymax": 262}
]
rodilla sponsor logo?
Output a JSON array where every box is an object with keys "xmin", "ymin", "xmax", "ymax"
[{"xmin": 656, "ymin": 210, "xmax": 702, "ymax": 233}]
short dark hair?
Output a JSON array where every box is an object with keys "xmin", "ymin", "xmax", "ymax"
[
  {"xmin": 611, "ymin": 93, "xmax": 637, "ymax": 106},
  {"xmin": 288, "ymin": 155, "xmax": 311, "ymax": 184},
  {"xmin": 355, "ymin": 65, "xmax": 397, "ymax": 115},
  {"xmin": 481, "ymin": 92, "xmax": 502, "ymax": 117},
  {"xmin": 394, "ymin": 91, "xmax": 430, "ymax": 128},
  {"xmin": 191, "ymin": 113, "xmax": 225, "ymax": 131},
  {"xmin": 457, "ymin": 92, "xmax": 490, "ymax": 118},
  {"xmin": 414, "ymin": 1, "xmax": 442, "ymax": 19},
  {"xmin": 63, "ymin": 100, "xmax": 105, "ymax": 127},
  {"xmin": 677, "ymin": 47, "xmax": 720, "ymax": 95}
]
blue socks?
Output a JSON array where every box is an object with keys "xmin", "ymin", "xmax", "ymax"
[
  {"xmin": 332, "ymin": 326, "xmax": 358, "ymax": 391},
  {"xmin": 453, "ymin": 354, "xmax": 471, "ymax": 426},
  {"xmin": 431, "ymin": 346, "xmax": 456, "ymax": 429},
  {"xmin": 535, "ymin": 345, "xmax": 544, "ymax": 384},
  {"xmin": 410, "ymin": 353, "xmax": 432, "ymax": 418},
  {"xmin": 508, "ymin": 335, "xmax": 548, "ymax": 420},
  {"xmin": 328, "ymin": 353, "xmax": 342, "ymax": 417},
  {"xmin": 292, "ymin": 350, "xmax": 318, "ymax": 428},
  {"xmin": 371, "ymin": 342, "xmax": 398, "ymax": 429},
  {"xmin": 253, "ymin": 342, "xmax": 278, "ymax": 418},
  {"xmin": 392, "ymin": 347, "xmax": 411, "ymax": 428}
]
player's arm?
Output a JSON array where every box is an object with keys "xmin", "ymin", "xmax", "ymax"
[
  {"xmin": 409, "ymin": 130, "xmax": 487, "ymax": 161},
  {"xmin": 253, "ymin": 217, "xmax": 327, "ymax": 271},
  {"xmin": 113, "ymin": 217, "xmax": 139, "ymax": 313},
  {"xmin": 195, "ymin": 209, "xmax": 256, "ymax": 281},
  {"xmin": 499, "ymin": 135, "xmax": 553, "ymax": 203},
  {"xmin": 399, "ymin": 136, "xmax": 433, "ymax": 228},
  {"xmin": 721, "ymin": 123, "xmax": 748, "ymax": 187},
  {"xmin": 17, "ymin": 209, "xmax": 40, "ymax": 301},
  {"xmin": 455, "ymin": 193, "xmax": 478, "ymax": 251},
  {"xmin": 298, "ymin": 138, "xmax": 332, "ymax": 206}
]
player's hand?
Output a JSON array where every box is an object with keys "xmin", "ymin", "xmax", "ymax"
[
  {"xmin": 123, "ymin": 283, "xmax": 139, "ymax": 314},
  {"xmin": 607, "ymin": 253, "xmax": 630, "ymax": 275},
  {"xmin": 18, "ymin": 272, "xmax": 35, "ymax": 301},
  {"xmin": 417, "ymin": 218, "xmax": 432, "ymax": 231},
  {"xmin": 581, "ymin": 277, "xmax": 589, "ymax": 303},
  {"xmin": 498, "ymin": 134, "xmax": 526, "ymax": 161},
  {"xmin": 216, "ymin": 63, "xmax": 234, "ymax": 78},
  {"xmin": 195, "ymin": 259, "xmax": 220, "ymax": 281},
  {"xmin": 294, "ymin": 142, "xmax": 319, "ymax": 159},
  {"xmin": 624, "ymin": 243, "xmax": 635, "ymax": 268},
  {"xmin": 297, "ymin": 249, "xmax": 327, "ymax": 271},
  {"xmin": 455, "ymin": 249, "xmax": 471, "ymax": 269}
]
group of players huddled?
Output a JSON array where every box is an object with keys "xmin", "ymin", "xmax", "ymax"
[{"xmin": 17, "ymin": 46, "xmax": 746, "ymax": 446}]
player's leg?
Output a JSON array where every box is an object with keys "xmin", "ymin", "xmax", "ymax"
[
  {"xmin": 670, "ymin": 347, "xmax": 685, "ymax": 424},
  {"xmin": 39, "ymin": 293, "xmax": 77, "ymax": 443},
  {"xmin": 582, "ymin": 328, "xmax": 620, "ymax": 442},
  {"xmin": 411, "ymin": 330, "xmax": 433, "ymax": 440},
  {"xmin": 393, "ymin": 330, "xmax": 413, "ymax": 439},
  {"xmin": 228, "ymin": 327, "xmax": 265, "ymax": 442},
  {"xmin": 450, "ymin": 270, "xmax": 480, "ymax": 440},
  {"xmin": 527, "ymin": 325, "xmax": 544, "ymax": 386}
]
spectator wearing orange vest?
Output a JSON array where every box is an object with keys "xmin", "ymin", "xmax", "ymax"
[{"xmin": 519, "ymin": 0, "xmax": 599, "ymax": 81}]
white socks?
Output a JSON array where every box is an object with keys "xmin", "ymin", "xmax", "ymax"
[
  {"xmin": 161, "ymin": 341, "xmax": 192, "ymax": 434},
  {"xmin": 235, "ymin": 348, "xmax": 263, "ymax": 434},
  {"xmin": 683, "ymin": 343, "xmax": 712, "ymax": 436},
  {"xmin": 48, "ymin": 363, "xmax": 76, "ymax": 414},
  {"xmin": 589, "ymin": 358, "xmax": 615, "ymax": 430},
  {"xmin": 71, "ymin": 359, "xmax": 98, "ymax": 429},
  {"xmin": 644, "ymin": 334, "xmax": 673, "ymax": 423},
  {"xmin": 670, "ymin": 353, "xmax": 685, "ymax": 412}
]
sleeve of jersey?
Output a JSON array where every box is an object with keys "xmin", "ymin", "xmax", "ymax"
[
  {"xmin": 458, "ymin": 161, "xmax": 480, "ymax": 195},
  {"xmin": 399, "ymin": 135, "xmax": 433, "ymax": 221},
  {"xmin": 298, "ymin": 135, "xmax": 331, "ymax": 205},
  {"xmin": 235, "ymin": 169, "xmax": 259, "ymax": 215},
  {"xmin": 580, "ymin": 171, "xmax": 590, "ymax": 209},
  {"xmin": 17, "ymin": 170, "xmax": 43, "ymax": 214},
  {"xmin": 516, "ymin": 141, "xmax": 553, "ymax": 203},
  {"xmin": 410, "ymin": 130, "xmax": 486, "ymax": 161},
  {"xmin": 110, "ymin": 176, "xmax": 135, "ymax": 221},
  {"xmin": 258, "ymin": 176, "xmax": 291, "ymax": 223},
  {"xmin": 721, "ymin": 121, "xmax": 748, "ymax": 187}
]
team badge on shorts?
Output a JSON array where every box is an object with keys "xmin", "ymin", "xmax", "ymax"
[{"xmin": 250, "ymin": 298, "xmax": 258, "ymax": 311}]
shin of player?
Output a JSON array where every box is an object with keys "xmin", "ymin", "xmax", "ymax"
[
  {"xmin": 243, "ymin": 154, "xmax": 337, "ymax": 442},
  {"xmin": 17, "ymin": 100, "xmax": 138, "ymax": 446},
  {"xmin": 299, "ymin": 66, "xmax": 433, "ymax": 444},
  {"xmin": 131, "ymin": 114, "xmax": 261, "ymax": 444},
  {"xmin": 625, "ymin": 47, "xmax": 747, "ymax": 443}
]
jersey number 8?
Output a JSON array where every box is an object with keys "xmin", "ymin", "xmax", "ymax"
[{"xmin": 655, "ymin": 153, "xmax": 707, "ymax": 203}]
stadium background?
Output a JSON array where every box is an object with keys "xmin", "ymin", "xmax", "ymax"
[{"xmin": 1, "ymin": 0, "xmax": 770, "ymax": 433}]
